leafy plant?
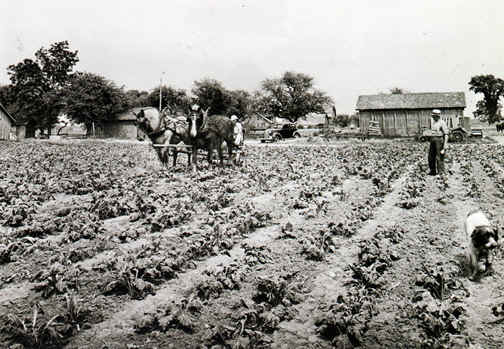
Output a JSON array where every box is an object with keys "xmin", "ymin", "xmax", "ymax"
[{"xmin": 5, "ymin": 304, "xmax": 66, "ymax": 348}]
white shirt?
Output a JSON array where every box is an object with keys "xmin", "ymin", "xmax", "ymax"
[
  {"xmin": 233, "ymin": 122, "xmax": 243, "ymax": 146},
  {"xmin": 431, "ymin": 118, "xmax": 449, "ymax": 136}
]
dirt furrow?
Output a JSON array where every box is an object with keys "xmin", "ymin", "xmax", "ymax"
[
  {"xmin": 454, "ymin": 158, "xmax": 504, "ymax": 348},
  {"xmin": 270, "ymin": 165, "xmax": 414, "ymax": 348},
  {"xmin": 65, "ymin": 173, "xmax": 374, "ymax": 348}
]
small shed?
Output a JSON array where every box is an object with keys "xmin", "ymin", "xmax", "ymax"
[
  {"xmin": 356, "ymin": 92, "xmax": 466, "ymax": 137},
  {"xmin": 0, "ymin": 103, "xmax": 18, "ymax": 140},
  {"xmin": 101, "ymin": 107, "xmax": 146, "ymax": 140}
]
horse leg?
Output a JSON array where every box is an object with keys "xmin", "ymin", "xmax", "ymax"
[
  {"xmin": 191, "ymin": 145, "xmax": 198, "ymax": 172},
  {"xmin": 155, "ymin": 148, "xmax": 165, "ymax": 167},
  {"xmin": 172, "ymin": 149, "xmax": 178, "ymax": 167},
  {"xmin": 187, "ymin": 149, "xmax": 192, "ymax": 167},
  {"xmin": 218, "ymin": 139, "xmax": 225, "ymax": 167},
  {"xmin": 207, "ymin": 139, "xmax": 217, "ymax": 166},
  {"xmin": 207, "ymin": 142, "xmax": 214, "ymax": 165},
  {"xmin": 228, "ymin": 142, "xmax": 234, "ymax": 165}
]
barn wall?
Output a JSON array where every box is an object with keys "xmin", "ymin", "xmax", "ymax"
[
  {"xmin": 0, "ymin": 110, "xmax": 14, "ymax": 140},
  {"xmin": 359, "ymin": 108, "xmax": 464, "ymax": 137},
  {"xmin": 103, "ymin": 121, "xmax": 138, "ymax": 139}
]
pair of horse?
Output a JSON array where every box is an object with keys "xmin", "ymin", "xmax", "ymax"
[{"xmin": 134, "ymin": 107, "xmax": 239, "ymax": 170}]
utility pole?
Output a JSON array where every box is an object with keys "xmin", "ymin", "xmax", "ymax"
[{"xmin": 159, "ymin": 72, "xmax": 165, "ymax": 111}]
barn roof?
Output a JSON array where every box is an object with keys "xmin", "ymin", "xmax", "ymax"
[
  {"xmin": 0, "ymin": 102, "xmax": 17, "ymax": 124},
  {"xmin": 356, "ymin": 92, "xmax": 466, "ymax": 111}
]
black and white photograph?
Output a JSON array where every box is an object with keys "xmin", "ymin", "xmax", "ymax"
[{"xmin": 1, "ymin": 1, "xmax": 504, "ymax": 348}]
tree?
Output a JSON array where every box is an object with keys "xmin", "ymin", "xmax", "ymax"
[
  {"xmin": 255, "ymin": 71, "xmax": 332, "ymax": 123},
  {"xmin": 334, "ymin": 114, "xmax": 351, "ymax": 127},
  {"xmin": 125, "ymin": 89, "xmax": 149, "ymax": 107},
  {"xmin": 61, "ymin": 72, "xmax": 129, "ymax": 134},
  {"xmin": 7, "ymin": 41, "xmax": 79, "ymax": 134},
  {"xmin": 0, "ymin": 85, "xmax": 20, "ymax": 116},
  {"xmin": 226, "ymin": 89, "xmax": 251, "ymax": 119},
  {"xmin": 146, "ymin": 86, "xmax": 191, "ymax": 113},
  {"xmin": 191, "ymin": 78, "xmax": 231, "ymax": 115},
  {"xmin": 469, "ymin": 74, "xmax": 504, "ymax": 124}
]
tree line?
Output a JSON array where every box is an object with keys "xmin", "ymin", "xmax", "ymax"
[
  {"xmin": 0, "ymin": 41, "xmax": 334, "ymax": 136},
  {"xmin": 2, "ymin": 41, "xmax": 502, "ymax": 136}
]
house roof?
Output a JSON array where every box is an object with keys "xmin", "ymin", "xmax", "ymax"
[
  {"xmin": 0, "ymin": 102, "xmax": 17, "ymax": 124},
  {"xmin": 356, "ymin": 92, "xmax": 466, "ymax": 111}
]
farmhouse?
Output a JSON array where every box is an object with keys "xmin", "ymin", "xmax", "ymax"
[
  {"xmin": 356, "ymin": 92, "xmax": 466, "ymax": 137},
  {"xmin": 0, "ymin": 103, "xmax": 19, "ymax": 140},
  {"xmin": 101, "ymin": 107, "xmax": 146, "ymax": 140}
]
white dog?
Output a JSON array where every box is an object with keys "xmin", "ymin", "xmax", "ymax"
[{"xmin": 465, "ymin": 209, "xmax": 499, "ymax": 279}]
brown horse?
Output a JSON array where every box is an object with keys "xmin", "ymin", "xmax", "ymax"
[
  {"xmin": 134, "ymin": 107, "xmax": 191, "ymax": 167},
  {"xmin": 187, "ymin": 109, "xmax": 238, "ymax": 169}
]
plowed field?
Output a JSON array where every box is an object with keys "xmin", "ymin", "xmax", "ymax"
[{"xmin": 1, "ymin": 139, "xmax": 504, "ymax": 349}]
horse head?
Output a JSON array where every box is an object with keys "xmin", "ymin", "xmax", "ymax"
[
  {"xmin": 188, "ymin": 107, "xmax": 210, "ymax": 138},
  {"xmin": 134, "ymin": 108, "xmax": 162, "ymax": 138}
]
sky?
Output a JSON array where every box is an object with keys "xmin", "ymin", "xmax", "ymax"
[{"xmin": 1, "ymin": 0, "xmax": 503, "ymax": 115}]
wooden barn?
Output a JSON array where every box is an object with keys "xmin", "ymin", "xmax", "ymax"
[
  {"xmin": 100, "ymin": 107, "xmax": 146, "ymax": 140},
  {"xmin": 0, "ymin": 103, "xmax": 17, "ymax": 140},
  {"xmin": 356, "ymin": 92, "xmax": 466, "ymax": 137}
]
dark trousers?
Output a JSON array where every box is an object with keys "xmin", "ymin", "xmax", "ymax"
[{"xmin": 428, "ymin": 137, "xmax": 445, "ymax": 174}]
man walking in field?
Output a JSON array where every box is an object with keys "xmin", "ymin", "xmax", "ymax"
[{"xmin": 428, "ymin": 109, "xmax": 449, "ymax": 175}]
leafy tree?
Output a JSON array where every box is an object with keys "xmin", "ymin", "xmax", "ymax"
[
  {"xmin": 61, "ymin": 72, "xmax": 129, "ymax": 134},
  {"xmin": 255, "ymin": 71, "xmax": 332, "ymax": 123},
  {"xmin": 226, "ymin": 89, "xmax": 251, "ymax": 119},
  {"xmin": 472, "ymin": 100, "xmax": 502, "ymax": 123},
  {"xmin": 469, "ymin": 74, "xmax": 504, "ymax": 124},
  {"xmin": 334, "ymin": 114, "xmax": 351, "ymax": 127},
  {"xmin": 146, "ymin": 86, "xmax": 191, "ymax": 113},
  {"xmin": 7, "ymin": 41, "xmax": 79, "ymax": 134},
  {"xmin": 125, "ymin": 89, "xmax": 149, "ymax": 108},
  {"xmin": 0, "ymin": 85, "xmax": 20, "ymax": 116},
  {"xmin": 191, "ymin": 78, "xmax": 231, "ymax": 115}
]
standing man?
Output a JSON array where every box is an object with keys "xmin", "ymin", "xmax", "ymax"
[
  {"xmin": 428, "ymin": 109, "xmax": 449, "ymax": 175},
  {"xmin": 230, "ymin": 114, "xmax": 244, "ymax": 164},
  {"xmin": 230, "ymin": 115, "xmax": 243, "ymax": 146}
]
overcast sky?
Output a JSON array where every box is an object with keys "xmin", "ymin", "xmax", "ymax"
[{"xmin": 1, "ymin": 0, "xmax": 503, "ymax": 115}]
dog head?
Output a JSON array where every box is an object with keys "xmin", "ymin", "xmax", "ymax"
[{"xmin": 471, "ymin": 225, "xmax": 499, "ymax": 250}]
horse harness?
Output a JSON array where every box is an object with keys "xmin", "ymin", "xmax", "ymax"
[{"xmin": 147, "ymin": 113, "xmax": 187, "ymax": 139}]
